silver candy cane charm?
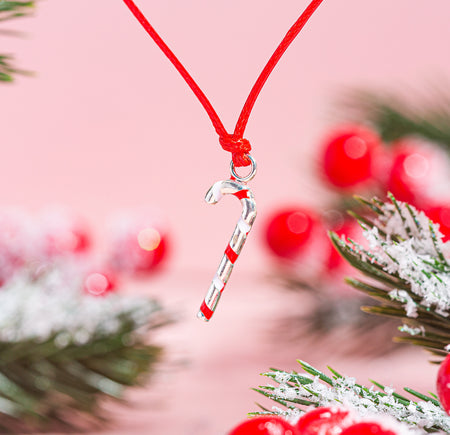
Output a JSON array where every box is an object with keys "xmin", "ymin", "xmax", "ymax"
[{"xmin": 197, "ymin": 155, "xmax": 257, "ymax": 321}]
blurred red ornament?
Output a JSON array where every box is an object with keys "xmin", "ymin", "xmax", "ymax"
[
  {"xmin": 387, "ymin": 145, "xmax": 430, "ymax": 205},
  {"xmin": 340, "ymin": 422, "xmax": 397, "ymax": 435},
  {"xmin": 0, "ymin": 211, "xmax": 30, "ymax": 285},
  {"xmin": 108, "ymin": 214, "xmax": 169, "ymax": 275},
  {"xmin": 0, "ymin": 246, "xmax": 24, "ymax": 287},
  {"xmin": 295, "ymin": 406, "xmax": 351, "ymax": 434},
  {"xmin": 425, "ymin": 205, "xmax": 450, "ymax": 242},
  {"xmin": 46, "ymin": 226, "xmax": 90, "ymax": 255},
  {"xmin": 386, "ymin": 142, "xmax": 450, "ymax": 208},
  {"xmin": 84, "ymin": 271, "xmax": 116, "ymax": 297},
  {"xmin": 264, "ymin": 207, "xmax": 316, "ymax": 259},
  {"xmin": 229, "ymin": 416, "xmax": 297, "ymax": 435},
  {"xmin": 324, "ymin": 217, "xmax": 360, "ymax": 271},
  {"xmin": 321, "ymin": 125, "xmax": 380, "ymax": 188},
  {"xmin": 40, "ymin": 209, "xmax": 91, "ymax": 257},
  {"xmin": 437, "ymin": 354, "xmax": 450, "ymax": 415}
]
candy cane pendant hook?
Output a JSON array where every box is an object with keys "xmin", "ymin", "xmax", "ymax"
[{"xmin": 197, "ymin": 157, "xmax": 257, "ymax": 322}]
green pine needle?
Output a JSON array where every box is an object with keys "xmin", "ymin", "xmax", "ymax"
[
  {"xmin": 342, "ymin": 91, "xmax": 450, "ymax": 154},
  {"xmin": 0, "ymin": 310, "xmax": 167, "ymax": 432},
  {"xmin": 254, "ymin": 361, "xmax": 450, "ymax": 432},
  {"xmin": 330, "ymin": 195, "xmax": 450, "ymax": 360},
  {"xmin": 0, "ymin": 1, "xmax": 35, "ymax": 82}
]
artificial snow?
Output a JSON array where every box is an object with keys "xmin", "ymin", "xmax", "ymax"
[
  {"xmin": 352, "ymin": 200, "xmax": 450, "ymax": 318},
  {"xmin": 263, "ymin": 368, "xmax": 450, "ymax": 433},
  {"xmin": 0, "ymin": 263, "xmax": 158, "ymax": 344}
]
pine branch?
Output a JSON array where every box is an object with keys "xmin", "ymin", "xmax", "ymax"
[
  {"xmin": 0, "ymin": 267, "xmax": 169, "ymax": 432},
  {"xmin": 0, "ymin": 55, "xmax": 29, "ymax": 82},
  {"xmin": 330, "ymin": 194, "xmax": 450, "ymax": 359},
  {"xmin": 0, "ymin": 1, "xmax": 34, "ymax": 82},
  {"xmin": 253, "ymin": 361, "xmax": 450, "ymax": 433},
  {"xmin": 0, "ymin": 1, "xmax": 34, "ymax": 21},
  {"xmin": 271, "ymin": 276, "xmax": 401, "ymax": 358},
  {"xmin": 0, "ymin": 312, "xmax": 166, "ymax": 432},
  {"xmin": 342, "ymin": 91, "xmax": 450, "ymax": 154}
]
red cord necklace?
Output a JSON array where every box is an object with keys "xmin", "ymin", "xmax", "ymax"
[{"xmin": 123, "ymin": 0, "xmax": 325, "ymax": 321}]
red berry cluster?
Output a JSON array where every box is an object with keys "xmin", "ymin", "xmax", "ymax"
[
  {"xmin": 320, "ymin": 125, "xmax": 450, "ymax": 235},
  {"xmin": 263, "ymin": 205, "xmax": 361, "ymax": 284},
  {"xmin": 228, "ymin": 406, "xmax": 400, "ymax": 434},
  {"xmin": 263, "ymin": 125, "xmax": 450, "ymax": 268},
  {"xmin": 85, "ymin": 212, "xmax": 169, "ymax": 295},
  {"xmin": 107, "ymin": 214, "xmax": 168, "ymax": 276},
  {"xmin": 0, "ymin": 209, "xmax": 169, "ymax": 297}
]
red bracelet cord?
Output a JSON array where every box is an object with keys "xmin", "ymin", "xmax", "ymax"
[{"xmin": 123, "ymin": 0, "xmax": 324, "ymax": 167}]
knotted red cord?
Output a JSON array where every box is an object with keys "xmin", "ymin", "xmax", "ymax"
[{"xmin": 123, "ymin": 0, "xmax": 324, "ymax": 167}]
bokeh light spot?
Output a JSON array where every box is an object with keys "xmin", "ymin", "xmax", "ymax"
[
  {"xmin": 138, "ymin": 228, "xmax": 161, "ymax": 251},
  {"xmin": 343, "ymin": 137, "xmax": 367, "ymax": 159},
  {"xmin": 85, "ymin": 273, "xmax": 109, "ymax": 296},
  {"xmin": 286, "ymin": 212, "xmax": 308, "ymax": 234},
  {"xmin": 404, "ymin": 153, "xmax": 429, "ymax": 179}
]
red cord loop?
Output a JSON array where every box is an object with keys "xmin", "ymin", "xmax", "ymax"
[
  {"xmin": 219, "ymin": 135, "xmax": 252, "ymax": 167},
  {"xmin": 123, "ymin": 0, "xmax": 324, "ymax": 171}
]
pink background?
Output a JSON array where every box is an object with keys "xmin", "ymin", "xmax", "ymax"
[{"xmin": 2, "ymin": 1, "xmax": 450, "ymax": 434}]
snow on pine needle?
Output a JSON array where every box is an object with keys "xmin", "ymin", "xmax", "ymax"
[
  {"xmin": 0, "ymin": 264, "xmax": 160, "ymax": 344},
  {"xmin": 0, "ymin": 261, "xmax": 165, "ymax": 431},
  {"xmin": 365, "ymin": 198, "xmax": 450, "ymax": 316},
  {"xmin": 0, "ymin": 208, "xmax": 167, "ymax": 431},
  {"xmin": 254, "ymin": 361, "xmax": 450, "ymax": 433},
  {"xmin": 329, "ymin": 194, "xmax": 450, "ymax": 358}
]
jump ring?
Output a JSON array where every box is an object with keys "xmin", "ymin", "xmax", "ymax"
[{"xmin": 230, "ymin": 154, "xmax": 257, "ymax": 183}]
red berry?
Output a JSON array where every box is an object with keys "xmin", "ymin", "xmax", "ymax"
[
  {"xmin": 229, "ymin": 416, "xmax": 297, "ymax": 435},
  {"xmin": 40, "ymin": 209, "xmax": 91, "ymax": 257},
  {"xmin": 0, "ymin": 246, "xmax": 24, "ymax": 287},
  {"xmin": 386, "ymin": 142, "xmax": 448, "ymax": 208},
  {"xmin": 108, "ymin": 214, "xmax": 169, "ymax": 276},
  {"xmin": 387, "ymin": 146, "xmax": 428, "ymax": 205},
  {"xmin": 325, "ymin": 218, "xmax": 360, "ymax": 271},
  {"xmin": 321, "ymin": 125, "xmax": 380, "ymax": 188},
  {"xmin": 0, "ymin": 211, "xmax": 30, "ymax": 285},
  {"xmin": 264, "ymin": 208, "xmax": 315, "ymax": 259},
  {"xmin": 295, "ymin": 406, "xmax": 352, "ymax": 434},
  {"xmin": 46, "ymin": 226, "xmax": 90, "ymax": 255},
  {"xmin": 84, "ymin": 271, "xmax": 116, "ymax": 297},
  {"xmin": 340, "ymin": 422, "xmax": 397, "ymax": 435},
  {"xmin": 425, "ymin": 205, "xmax": 450, "ymax": 242},
  {"xmin": 437, "ymin": 354, "xmax": 450, "ymax": 415}
]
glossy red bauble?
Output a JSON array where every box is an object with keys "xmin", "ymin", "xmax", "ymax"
[
  {"xmin": 229, "ymin": 416, "xmax": 297, "ymax": 435},
  {"xmin": 321, "ymin": 125, "xmax": 380, "ymax": 188},
  {"xmin": 425, "ymin": 205, "xmax": 450, "ymax": 243},
  {"xmin": 84, "ymin": 271, "xmax": 117, "ymax": 297},
  {"xmin": 295, "ymin": 406, "xmax": 351, "ymax": 434},
  {"xmin": 340, "ymin": 422, "xmax": 397, "ymax": 435},
  {"xmin": 437, "ymin": 354, "xmax": 450, "ymax": 415},
  {"xmin": 264, "ymin": 208, "xmax": 315, "ymax": 259}
]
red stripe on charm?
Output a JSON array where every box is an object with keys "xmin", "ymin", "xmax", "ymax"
[
  {"xmin": 233, "ymin": 189, "xmax": 249, "ymax": 200},
  {"xmin": 225, "ymin": 244, "xmax": 238, "ymax": 263},
  {"xmin": 200, "ymin": 301, "xmax": 214, "ymax": 320}
]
